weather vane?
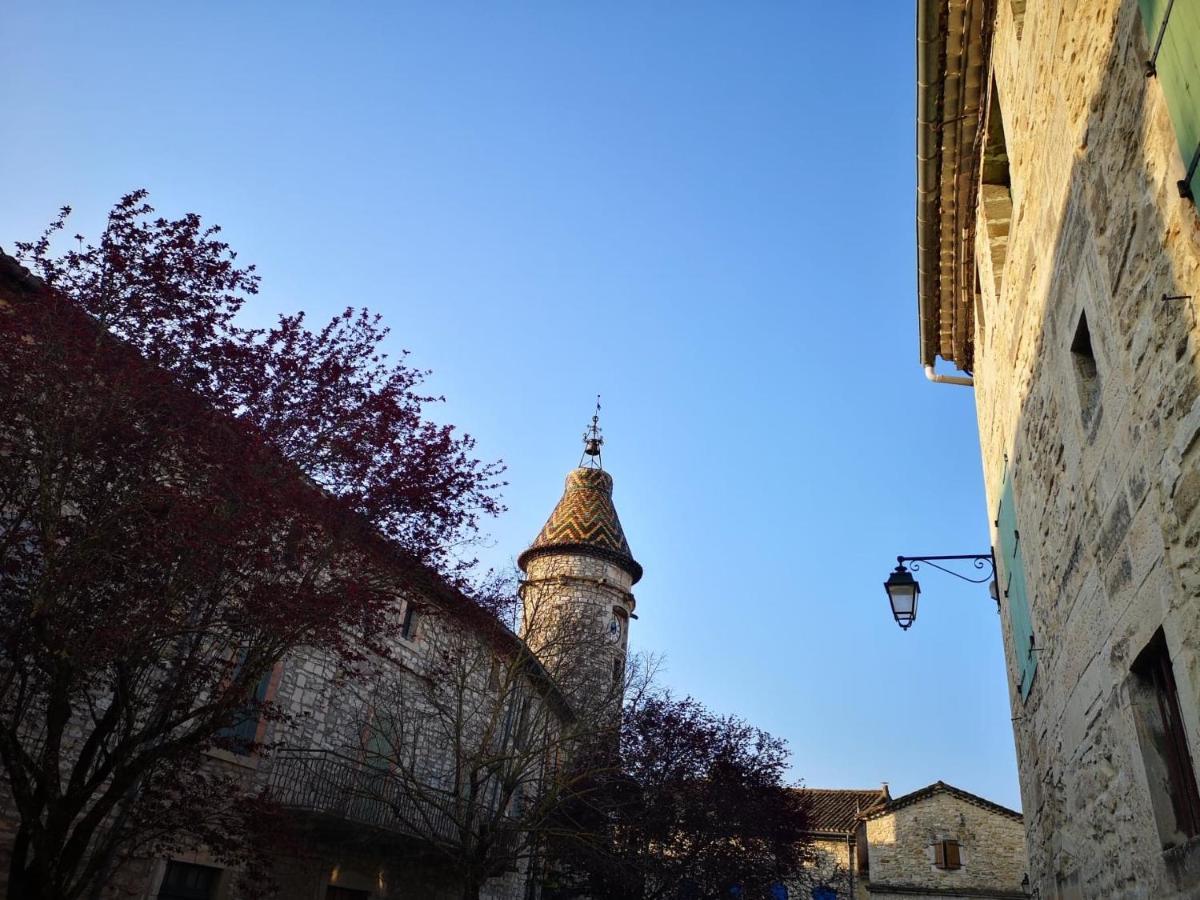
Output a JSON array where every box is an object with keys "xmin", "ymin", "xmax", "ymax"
[{"xmin": 580, "ymin": 395, "xmax": 603, "ymax": 468}]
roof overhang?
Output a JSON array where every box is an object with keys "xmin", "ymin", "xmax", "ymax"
[{"xmin": 916, "ymin": 0, "xmax": 995, "ymax": 370}]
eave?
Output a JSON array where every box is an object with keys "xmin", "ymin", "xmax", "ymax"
[{"xmin": 916, "ymin": 0, "xmax": 995, "ymax": 370}]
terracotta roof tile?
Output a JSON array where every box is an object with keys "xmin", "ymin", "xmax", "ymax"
[{"xmin": 796, "ymin": 787, "xmax": 890, "ymax": 834}]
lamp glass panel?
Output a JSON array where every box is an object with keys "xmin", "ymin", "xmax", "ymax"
[{"xmin": 887, "ymin": 581, "xmax": 918, "ymax": 624}]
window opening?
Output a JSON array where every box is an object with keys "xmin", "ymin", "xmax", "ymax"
[
  {"xmin": 400, "ymin": 602, "xmax": 419, "ymax": 641},
  {"xmin": 934, "ymin": 839, "xmax": 962, "ymax": 870},
  {"xmin": 1010, "ymin": 0, "xmax": 1026, "ymax": 39},
  {"xmin": 158, "ymin": 861, "xmax": 219, "ymax": 900},
  {"xmin": 1131, "ymin": 629, "xmax": 1200, "ymax": 846},
  {"xmin": 1070, "ymin": 310, "xmax": 1101, "ymax": 424},
  {"xmin": 214, "ymin": 657, "xmax": 273, "ymax": 756},
  {"xmin": 981, "ymin": 81, "xmax": 1013, "ymax": 298}
]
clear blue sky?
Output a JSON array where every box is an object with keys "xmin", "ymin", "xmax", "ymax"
[{"xmin": 1, "ymin": 3, "xmax": 1021, "ymax": 809}]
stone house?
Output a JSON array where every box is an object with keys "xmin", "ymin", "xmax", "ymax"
[
  {"xmin": 0, "ymin": 250, "xmax": 643, "ymax": 900},
  {"xmin": 793, "ymin": 786, "xmax": 890, "ymax": 898},
  {"xmin": 915, "ymin": 0, "xmax": 1200, "ymax": 895},
  {"xmin": 855, "ymin": 783, "xmax": 1026, "ymax": 900},
  {"xmin": 113, "ymin": 459, "xmax": 638, "ymax": 900},
  {"xmin": 793, "ymin": 783, "xmax": 1024, "ymax": 900}
]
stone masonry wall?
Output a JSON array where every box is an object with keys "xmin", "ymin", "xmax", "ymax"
[
  {"xmin": 520, "ymin": 552, "xmax": 635, "ymax": 716},
  {"xmin": 972, "ymin": 0, "xmax": 1200, "ymax": 896},
  {"xmin": 862, "ymin": 792, "xmax": 1025, "ymax": 896},
  {"xmin": 18, "ymin": 591, "xmax": 540, "ymax": 900}
]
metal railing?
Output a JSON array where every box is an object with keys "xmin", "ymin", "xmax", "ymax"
[{"xmin": 267, "ymin": 748, "xmax": 463, "ymax": 846}]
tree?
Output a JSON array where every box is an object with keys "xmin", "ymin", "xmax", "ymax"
[
  {"xmin": 548, "ymin": 692, "xmax": 811, "ymax": 900},
  {"xmin": 0, "ymin": 192, "xmax": 503, "ymax": 900},
  {"xmin": 335, "ymin": 572, "xmax": 641, "ymax": 900}
]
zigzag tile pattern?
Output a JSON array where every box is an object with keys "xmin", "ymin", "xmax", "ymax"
[{"xmin": 519, "ymin": 467, "xmax": 641, "ymax": 581}]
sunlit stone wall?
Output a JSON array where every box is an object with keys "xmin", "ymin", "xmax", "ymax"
[{"xmin": 972, "ymin": 0, "xmax": 1200, "ymax": 894}]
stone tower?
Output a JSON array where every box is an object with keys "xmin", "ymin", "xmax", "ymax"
[{"xmin": 517, "ymin": 414, "xmax": 641, "ymax": 716}]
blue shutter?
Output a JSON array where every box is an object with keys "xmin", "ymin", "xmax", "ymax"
[
  {"xmin": 1140, "ymin": 0, "xmax": 1200, "ymax": 198},
  {"xmin": 997, "ymin": 468, "xmax": 1037, "ymax": 699},
  {"xmin": 216, "ymin": 663, "xmax": 273, "ymax": 754}
]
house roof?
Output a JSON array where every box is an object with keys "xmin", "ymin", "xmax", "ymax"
[
  {"xmin": 796, "ymin": 787, "xmax": 891, "ymax": 834},
  {"xmin": 916, "ymin": 0, "xmax": 993, "ymax": 370},
  {"xmin": 864, "ymin": 780, "xmax": 1023, "ymax": 822},
  {"xmin": 518, "ymin": 466, "xmax": 642, "ymax": 584}
]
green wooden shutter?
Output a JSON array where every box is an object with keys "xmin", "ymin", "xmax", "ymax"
[
  {"xmin": 1140, "ymin": 0, "xmax": 1200, "ymax": 198},
  {"xmin": 997, "ymin": 468, "xmax": 1037, "ymax": 699}
]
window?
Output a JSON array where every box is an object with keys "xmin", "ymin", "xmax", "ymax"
[
  {"xmin": 612, "ymin": 655, "xmax": 624, "ymax": 686},
  {"xmin": 1131, "ymin": 629, "xmax": 1200, "ymax": 847},
  {"xmin": 214, "ymin": 661, "xmax": 273, "ymax": 756},
  {"xmin": 158, "ymin": 861, "xmax": 219, "ymax": 900},
  {"xmin": 980, "ymin": 81, "xmax": 1013, "ymax": 299},
  {"xmin": 1071, "ymin": 310, "xmax": 1100, "ymax": 424},
  {"xmin": 933, "ymin": 839, "xmax": 962, "ymax": 869},
  {"xmin": 400, "ymin": 601, "xmax": 419, "ymax": 641},
  {"xmin": 1139, "ymin": 0, "xmax": 1200, "ymax": 198},
  {"xmin": 1009, "ymin": 0, "xmax": 1026, "ymax": 39}
]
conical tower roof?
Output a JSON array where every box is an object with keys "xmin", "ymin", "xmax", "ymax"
[{"xmin": 518, "ymin": 466, "xmax": 642, "ymax": 584}]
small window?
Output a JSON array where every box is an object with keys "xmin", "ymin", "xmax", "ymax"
[
  {"xmin": 934, "ymin": 839, "xmax": 962, "ymax": 870},
  {"xmin": 612, "ymin": 655, "xmax": 624, "ymax": 686},
  {"xmin": 1131, "ymin": 629, "xmax": 1200, "ymax": 847},
  {"xmin": 980, "ymin": 81, "xmax": 1013, "ymax": 299},
  {"xmin": 214, "ymin": 661, "xmax": 273, "ymax": 756},
  {"xmin": 1010, "ymin": 0, "xmax": 1026, "ymax": 39},
  {"xmin": 1071, "ymin": 310, "xmax": 1101, "ymax": 423},
  {"xmin": 400, "ymin": 602, "xmax": 419, "ymax": 641},
  {"xmin": 158, "ymin": 861, "xmax": 219, "ymax": 900}
]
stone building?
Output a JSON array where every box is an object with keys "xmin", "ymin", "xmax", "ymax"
[
  {"xmin": 138, "ymin": 450, "xmax": 641, "ymax": 900},
  {"xmin": 915, "ymin": 0, "xmax": 1200, "ymax": 895},
  {"xmin": 794, "ymin": 783, "xmax": 1025, "ymax": 900},
  {"xmin": 794, "ymin": 786, "xmax": 891, "ymax": 898},
  {"xmin": 855, "ymin": 783, "xmax": 1026, "ymax": 900},
  {"xmin": 0, "ymin": 248, "xmax": 642, "ymax": 899}
]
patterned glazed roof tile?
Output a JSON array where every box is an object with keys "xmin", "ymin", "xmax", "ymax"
[{"xmin": 518, "ymin": 467, "xmax": 642, "ymax": 583}]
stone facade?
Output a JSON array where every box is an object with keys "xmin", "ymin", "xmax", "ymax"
[
  {"xmin": 857, "ymin": 783, "xmax": 1025, "ymax": 899},
  {"xmin": 918, "ymin": 0, "xmax": 1200, "ymax": 895},
  {"xmin": 0, "ymin": 260, "xmax": 620, "ymax": 900},
  {"xmin": 794, "ymin": 784, "xmax": 1025, "ymax": 900}
]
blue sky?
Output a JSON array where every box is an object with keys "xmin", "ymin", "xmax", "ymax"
[{"xmin": 2, "ymin": 3, "xmax": 1021, "ymax": 809}]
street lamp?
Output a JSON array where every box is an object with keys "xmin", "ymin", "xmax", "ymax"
[
  {"xmin": 884, "ymin": 564, "xmax": 919, "ymax": 629},
  {"xmin": 883, "ymin": 553, "xmax": 998, "ymax": 630}
]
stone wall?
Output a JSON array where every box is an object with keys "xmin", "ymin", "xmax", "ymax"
[
  {"xmin": 520, "ymin": 551, "xmax": 636, "ymax": 715},
  {"xmin": 861, "ymin": 790, "xmax": 1025, "ymax": 897},
  {"xmin": 971, "ymin": 0, "xmax": 1200, "ymax": 895},
  {"xmin": 0, "ymin": 589, "xmax": 542, "ymax": 900}
]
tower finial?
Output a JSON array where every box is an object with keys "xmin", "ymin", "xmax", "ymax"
[{"xmin": 580, "ymin": 394, "xmax": 603, "ymax": 468}]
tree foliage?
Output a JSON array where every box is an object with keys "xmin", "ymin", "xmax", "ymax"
[
  {"xmin": 0, "ymin": 192, "xmax": 503, "ymax": 899},
  {"xmin": 550, "ymin": 692, "xmax": 810, "ymax": 900}
]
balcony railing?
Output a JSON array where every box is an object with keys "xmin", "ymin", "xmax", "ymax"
[{"xmin": 267, "ymin": 748, "xmax": 463, "ymax": 846}]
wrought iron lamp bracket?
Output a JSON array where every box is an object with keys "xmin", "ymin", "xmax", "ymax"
[{"xmin": 897, "ymin": 553, "xmax": 999, "ymax": 609}]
